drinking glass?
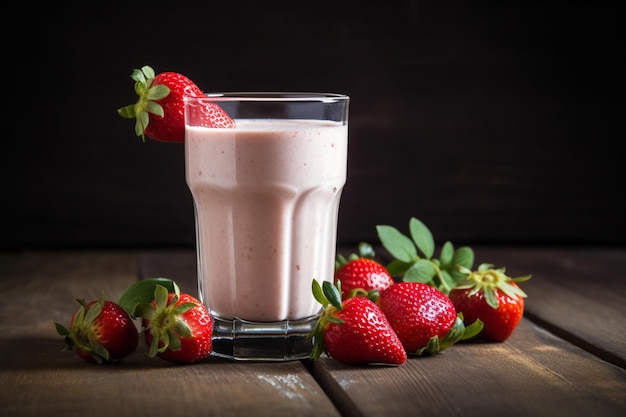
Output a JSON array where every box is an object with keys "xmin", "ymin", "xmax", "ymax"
[{"xmin": 184, "ymin": 92, "xmax": 349, "ymax": 361}]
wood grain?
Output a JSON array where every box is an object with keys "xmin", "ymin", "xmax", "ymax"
[
  {"xmin": 472, "ymin": 246, "xmax": 626, "ymax": 368},
  {"xmin": 0, "ymin": 251, "xmax": 139, "ymax": 336},
  {"xmin": 0, "ymin": 251, "xmax": 341, "ymax": 417},
  {"xmin": 309, "ymin": 319, "xmax": 626, "ymax": 417},
  {"xmin": 2, "ymin": 248, "xmax": 625, "ymax": 417}
]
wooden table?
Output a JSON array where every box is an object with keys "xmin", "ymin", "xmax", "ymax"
[{"xmin": 1, "ymin": 246, "xmax": 625, "ymax": 417}]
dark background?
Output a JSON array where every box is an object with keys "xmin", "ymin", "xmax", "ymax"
[{"xmin": 3, "ymin": 0, "xmax": 624, "ymax": 251}]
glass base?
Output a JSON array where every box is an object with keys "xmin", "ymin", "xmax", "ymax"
[{"xmin": 210, "ymin": 315, "xmax": 318, "ymax": 361}]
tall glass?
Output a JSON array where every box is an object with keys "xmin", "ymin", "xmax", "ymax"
[{"xmin": 184, "ymin": 93, "xmax": 349, "ymax": 361}]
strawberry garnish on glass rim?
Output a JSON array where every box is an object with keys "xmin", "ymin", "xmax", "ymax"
[{"xmin": 117, "ymin": 65, "xmax": 235, "ymax": 143}]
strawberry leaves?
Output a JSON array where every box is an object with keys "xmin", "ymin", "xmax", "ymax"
[
  {"xmin": 133, "ymin": 284, "xmax": 196, "ymax": 357},
  {"xmin": 456, "ymin": 263, "xmax": 531, "ymax": 309},
  {"xmin": 417, "ymin": 315, "xmax": 484, "ymax": 355},
  {"xmin": 55, "ymin": 293, "xmax": 111, "ymax": 363},
  {"xmin": 377, "ymin": 217, "xmax": 474, "ymax": 295},
  {"xmin": 309, "ymin": 280, "xmax": 343, "ymax": 359},
  {"xmin": 117, "ymin": 65, "xmax": 170, "ymax": 141},
  {"xmin": 117, "ymin": 278, "xmax": 179, "ymax": 317},
  {"xmin": 311, "ymin": 279, "xmax": 343, "ymax": 312},
  {"xmin": 55, "ymin": 292, "xmax": 139, "ymax": 364}
]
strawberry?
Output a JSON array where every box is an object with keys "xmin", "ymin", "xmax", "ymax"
[
  {"xmin": 133, "ymin": 284, "xmax": 213, "ymax": 363},
  {"xmin": 377, "ymin": 281, "xmax": 474, "ymax": 355},
  {"xmin": 334, "ymin": 243, "xmax": 395, "ymax": 300},
  {"xmin": 55, "ymin": 292, "xmax": 139, "ymax": 364},
  {"xmin": 448, "ymin": 264, "xmax": 531, "ymax": 342},
  {"xmin": 308, "ymin": 279, "xmax": 407, "ymax": 365},
  {"xmin": 117, "ymin": 65, "xmax": 235, "ymax": 143}
]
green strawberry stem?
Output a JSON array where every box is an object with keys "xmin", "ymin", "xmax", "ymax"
[
  {"xmin": 133, "ymin": 284, "xmax": 195, "ymax": 357},
  {"xmin": 117, "ymin": 65, "xmax": 170, "ymax": 141},
  {"xmin": 348, "ymin": 287, "xmax": 381, "ymax": 301},
  {"xmin": 456, "ymin": 264, "xmax": 531, "ymax": 309},
  {"xmin": 54, "ymin": 292, "xmax": 111, "ymax": 364},
  {"xmin": 335, "ymin": 241, "xmax": 376, "ymax": 270},
  {"xmin": 411, "ymin": 315, "xmax": 484, "ymax": 356},
  {"xmin": 307, "ymin": 280, "xmax": 345, "ymax": 359}
]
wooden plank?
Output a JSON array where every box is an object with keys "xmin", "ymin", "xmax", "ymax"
[
  {"xmin": 0, "ymin": 251, "xmax": 139, "ymax": 336},
  {"xmin": 1, "ymin": 339, "xmax": 342, "ymax": 417},
  {"xmin": 471, "ymin": 246, "xmax": 626, "ymax": 368},
  {"xmin": 309, "ymin": 318, "xmax": 626, "ymax": 417},
  {"xmin": 0, "ymin": 252, "xmax": 341, "ymax": 417},
  {"xmin": 0, "ymin": 341, "xmax": 340, "ymax": 417}
]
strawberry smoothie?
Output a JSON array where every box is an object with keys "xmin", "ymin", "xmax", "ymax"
[{"xmin": 185, "ymin": 119, "xmax": 348, "ymax": 323}]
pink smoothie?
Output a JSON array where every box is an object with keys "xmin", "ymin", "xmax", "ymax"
[{"xmin": 185, "ymin": 119, "xmax": 348, "ymax": 322}]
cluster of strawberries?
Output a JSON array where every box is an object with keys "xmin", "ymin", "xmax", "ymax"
[
  {"xmin": 55, "ymin": 241, "xmax": 530, "ymax": 367},
  {"xmin": 310, "ymin": 240, "xmax": 531, "ymax": 365},
  {"xmin": 55, "ymin": 280, "xmax": 213, "ymax": 364}
]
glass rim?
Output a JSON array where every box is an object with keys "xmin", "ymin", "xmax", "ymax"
[{"xmin": 184, "ymin": 92, "xmax": 349, "ymax": 102}]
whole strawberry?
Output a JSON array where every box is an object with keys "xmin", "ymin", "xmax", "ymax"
[
  {"xmin": 335, "ymin": 243, "xmax": 395, "ymax": 300},
  {"xmin": 378, "ymin": 282, "xmax": 471, "ymax": 355},
  {"xmin": 117, "ymin": 65, "xmax": 235, "ymax": 143},
  {"xmin": 55, "ymin": 292, "xmax": 139, "ymax": 364},
  {"xmin": 133, "ymin": 285, "xmax": 213, "ymax": 363},
  {"xmin": 308, "ymin": 280, "xmax": 407, "ymax": 365},
  {"xmin": 449, "ymin": 264, "xmax": 531, "ymax": 342}
]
